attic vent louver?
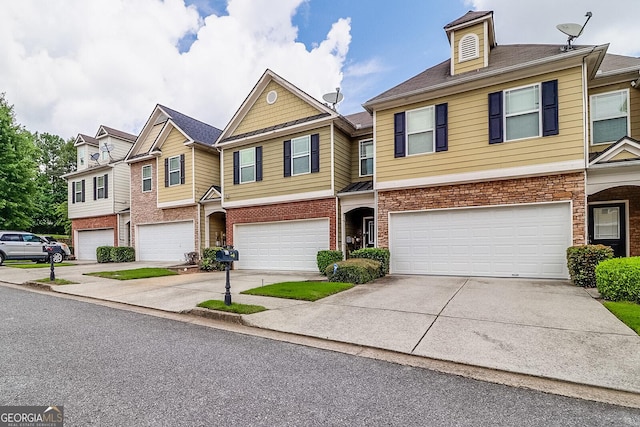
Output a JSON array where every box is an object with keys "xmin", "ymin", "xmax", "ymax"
[{"xmin": 459, "ymin": 33, "xmax": 479, "ymax": 62}]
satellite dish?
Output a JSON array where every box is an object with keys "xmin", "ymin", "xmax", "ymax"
[
  {"xmin": 557, "ymin": 12, "xmax": 592, "ymax": 51},
  {"xmin": 90, "ymin": 153, "xmax": 100, "ymax": 161},
  {"xmin": 322, "ymin": 87, "xmax": 344, "ymax": 110},
  {"xmin": 100, "ymin": 143, "xmax": 114, "ymax": 152}
]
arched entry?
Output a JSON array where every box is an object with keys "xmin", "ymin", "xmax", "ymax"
[
  {"xmin": 588, "ymin": 185, "xmax": 640, "ymax": 257},
  {"xmin": 344, "ymin": 207, "xmax": 375, "ymax": 254},
  {"xmin": 207, "ymin": 212, "xmax": 227, "ymax": 247}
]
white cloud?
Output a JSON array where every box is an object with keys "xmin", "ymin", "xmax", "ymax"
[
  {"xmin": 466, "ymin": 0, "xmax": 640, "ymax": 56},
  {"xmin": 0, "ymin": 0, "xmax": 351, "ymax": 137}
]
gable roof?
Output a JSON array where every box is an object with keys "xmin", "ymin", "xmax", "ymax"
[
  {"xmin": 344, "ymin": 111, "xmax": 373, "ymax": 130},
  {"xmin": 75, "ymin": 133, "xmax": 99, "ymax": 147},
  {"xmin": 97, "ymin": 125, "xmax": 137, "ymax": 142},
  {"xmin": 444, "ymin": 10, "xmax": 492, "ymax": 30},
  {"xmin": 158, "ymin": 104, "xmax": 222, "ymax": 147},
  {"xmin": 589, "ymin": 137, "xmax": 640, "ymax": 166}
]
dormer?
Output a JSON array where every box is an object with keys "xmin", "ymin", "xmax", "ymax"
[
  {"xmin": 444, "ymin": 10, "xmax": 496, "ymax": 76},
  {"xmin": 74, "ymin": 134, "xmax": 99, "ymax": 170}
]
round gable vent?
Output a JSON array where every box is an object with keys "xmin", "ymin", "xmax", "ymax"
[{"xmin": 266, "ymin": 90, "xmax": 278, "ymax": 105}]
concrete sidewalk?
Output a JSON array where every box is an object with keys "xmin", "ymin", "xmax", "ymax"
[{"xmin": 1, "ymin": 263, "xmax": 639, "ymax": 399}]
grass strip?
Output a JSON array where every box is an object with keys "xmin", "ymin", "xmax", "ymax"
[
  {"xmin": 197, "ymin": 300, "xmax": 266, "ymax": 314},
  {"xmin": 241, "ymin": 281, "xmax": 353, "ymax": 301},
  {"xmin": 603, "ymin": 301, "xmax": 640, "ymax": 335},
  {"xmin": 85, "ymin": 267, "xmax": 178, "ymax": 280}
]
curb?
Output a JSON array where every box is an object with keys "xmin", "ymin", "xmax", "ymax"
[
  {"xmin": 22, "ymin": 281, "xmax": 54, "ymax": 291},
  {"xmin": 184, "ymin": 307, "xmax": 245, "ymax": 324}
]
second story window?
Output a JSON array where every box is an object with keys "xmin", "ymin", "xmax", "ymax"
[
  {"xmin": 240, "ymin": 148, "xmax": 256, "ymax": 183},
  {"xmin": 504, "ymin": 84, "xmax": 540, "ymax": 141},
  {"xmin": 591, "ymin": 90, "xmax": 629, "ymax": 145},
  {"xmin": 359, "ymin": 140, "xmax": 373, "ymax": 177},
  {"xmin": 78, "ymin": 148, "xmax": 85, "ymax": 167},
  {"xmin": 96, "ymin": 176, "xmax": 105, "ymax": 199},
  {"xmin": 142, "ymin": 165, "xmax": 152, "ymax": 192},
  {"xmin": 406, "ymin": 106, "xmax": 434, "ymax": 155},
  {"xmin": 292, "ymin": 135, "xmax": 311, "ymax": 175},
  {"xmin": 74, "ymin": 181, "xmax": 84, "ymax": 203},
  {"xmin": 168, "ymin": 156, "xmax": 181, "ymax": 186}
]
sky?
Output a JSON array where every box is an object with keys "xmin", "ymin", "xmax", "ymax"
[{"xmin": 1, "ymin": 0, "xmax": 638, "ymax": 139}]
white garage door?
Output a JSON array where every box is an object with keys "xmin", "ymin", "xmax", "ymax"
[
  {"xmin": 77, "ymin": 229, "xmax": 114, "ymax": 261},
  {"xmin": 234, "ymin": 219, "xmax": 329, "ymax": 271},
  {"xmin": 389, "ymin": 203, "xmax": 571, "ymax": 279},
  {"xmin": 137, "ymin": 221, "xmax": 194, "ymax": 262}
]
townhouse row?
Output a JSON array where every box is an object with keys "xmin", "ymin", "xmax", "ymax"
[{"xmin": 65, "ymin": 10, "xmax": 640, "ymax": 279}]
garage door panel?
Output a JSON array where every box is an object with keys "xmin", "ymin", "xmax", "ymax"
[
  {"xmin": 138, "ymin": 222, "xmax": 194, "ymax": 262},
  {"xmin": 77, "ymin": 229, "xmax": 114, "ymax": 261},
  {"xmin": 390, "ymin": 203, "xmax": 571, "ymax": 279}
]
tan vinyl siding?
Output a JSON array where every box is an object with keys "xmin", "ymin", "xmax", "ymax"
[
  {"xmin": 376, "ymin": 67, "xmax": 584, "ymax": 183},
  {"xmin": 334, "ymin": 129, "xmax": 351, "ymax": 193},
  {"xmin": 158, "ymin": 128, "xmax": 192, "ymax": 203},
  {"xmin": 223, "ymin": 126, "xmax": 332, "ymax": 202},
  {"xmin": 453, "ymin": 23, "xmax": 485, "ymax": 75},
  {"xmin": 194, "ymin": 149, "xmax": 219, "ymax": 200},
  {"xmin": 351, "ymin": 134, "xmax": 374, "ymax": 182},
  {"xmin": 610, "ymin": 150, "xmax": 638, "ymax": 161},
  {"xmin": 588, "ymin": 82, "xmax": 640, "ymax": 153},
  {"xmin": 136, "ymin": 122, "xmax": 165, "ymax": 155},
  {"xmin": 232, "ymin": 81, "xmax": 322, "ymax": 136}
]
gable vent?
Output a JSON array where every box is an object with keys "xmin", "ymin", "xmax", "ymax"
[{"xmin": 459, "ymin": 33, "xmax": 479, "ymax": 62}]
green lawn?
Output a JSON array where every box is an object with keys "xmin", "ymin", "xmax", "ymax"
[
  {"xmin": 3, "ymin": 261, "xmax": 74, "ymax": 268},
  {"xmin": 85, "ymin": 267, "xmax": 178, "ymax": 280},
  {"xmin": 603, "ymin": 301, "xmax": 640, "ymax": 335},
  {"xmin": 241, "ymin": 281, "xmax": 353, "ymax": 301},
  {"xmin": 36, "ymin": 278, "xmax": 78, "ymax": 285},
  {"xmin": 197, "ymin": 300, "xmax": 267, "ymax": 314}
]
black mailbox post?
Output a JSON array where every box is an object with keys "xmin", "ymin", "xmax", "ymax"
[
  {"xmin": 214, "ymin": 246, "xmax": 239, "ymax": 305},
  {"xmin": 43, "ymin": 245, "xmax": 64, "ymax": 281}
]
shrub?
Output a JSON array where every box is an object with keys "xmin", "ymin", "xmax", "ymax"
[
  {"xmin": 596, "ymin": 257, "xmax": 640, "ymax": 303},
  {"xmin": 325, "ymin": 258, "xmax": 381, "ymax": 284},
  {"xmin": 316, "ymin": 250, "xmax": 343, "ymax": 275},
  {"xmin": 200, "ymin": 247, "xmax": 227, "ymax": 271},
  {"xmin": 566, "ymin": 245, "xmax": 614, "ymax": 288},
  {"xmin": 111, "ymin": 246, "xmax": 135, "ymax": 263},
  {"xmin": 350, "ymin": 247, "xmax": 390, "ymax": 276},
  {"xmin": 96, "ymin": 246, "xmax": 112, "ymax": 263}
]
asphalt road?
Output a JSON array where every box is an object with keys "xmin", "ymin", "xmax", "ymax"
[{"xmin": 1, "ymin": 285, "xmax": 639, "ymax": 426}]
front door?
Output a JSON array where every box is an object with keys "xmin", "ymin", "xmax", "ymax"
[
  {"xmin": 363, "ymin": 217, "xmax": 375, "ymax": 248},
  {"xmin": 588, "ymin": 203, "xmax": 626, "ymax": 257}
]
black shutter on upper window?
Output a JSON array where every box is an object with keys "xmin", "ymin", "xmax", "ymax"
[
  {"xmin": 164, "ymin": 158, "xmax": 169, "ymax": 187},
  {"xmin": 435, "ymin": 103, "xmax": 448, "ymax": 152},
  {"xmin": 256, "ymin": 146, "xmax": 263, "ymax": 181},
  {"xmin": 81, "ymin": 179, "xmax": 85, "ymax": 202},
  {"xmin": 72, "ymin": 181, "xmax": 76, "ymax": 204},
  {"xmin": 180, "ymin": 153, "xmax": 185, "ymax": 184},
  {"xmin": 541, "ymin": 79, "xmax": 559, "ymax": 136},
  {"xmin": 93, "ymin": 177, "xmax": 97, "ymax": 200},
  {"xmin": 488, "ymin": 91, "xmax": 504, "ymax": 144},
  {"xmin": 311, "ymin": 134, "xmax": 320, "ymax": 173},
  {"xmin": 394, "ymin": 112, "xmax": 406, "ymax": 158},
  {"xmin": 283, "ymin": 140, "xmax": 291, "ymax": 177},
  {"xmin": 233, "ymin": 151, "xmax": 240, "ymax": 185},
  {"xmin": 104, "ymin": 174, "xmax": 109, "ymax": 198}
]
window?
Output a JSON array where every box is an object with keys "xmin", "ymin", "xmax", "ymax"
[
  {"xmin": 142, "ymin": 165, "xmax": 152, "ymax": 192},
  {"xmin": 406, "ymin": 106, "xmax": 434, "ymax": 155},
  {"xmin": 459, "ymin": 33, "xmax": 479, "ymax": 62},
  {"xmin": 359, "ymin": 140, "xmax": 373, "ymax": 176},
  {"xmin": 96, "ymin": 176, "xmax": 105, "ymax": 199},
  {"xmin": 239, "ymin": 148, "xmax": 256, "ymax": 183},
  {"xmin": 292, "ymin": 135, "xmax": 310, "ymax": 175},
  {"xmin": 101, "ymin": 150, "xmax": 109, "ymax": 161},
  {"xmin": 504, "ymin": 84, "xmax": 540, "ymax": 141},
  {"xmin": 591, "ymin": 90, "xmax": 629, "ymax": 145},
  {"xmin": 168, "ymin": 156, "xmax": 181, "ymax": 186},
  {"xmin": 74, "ymin": 181, "xmax": 83, "ymax": 203},
  {"xmin": 78, "ymin": 148, "xmax": 85, "ymax": 167}
]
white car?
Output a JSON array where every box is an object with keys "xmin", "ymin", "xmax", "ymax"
[{"xmin": 0, "ymin": 231, "xmax": 69, "ymax": 265}]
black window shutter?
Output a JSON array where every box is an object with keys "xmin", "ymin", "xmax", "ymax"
[
  {"xmin": 256, "ymin": 146, "xmax": 263, "ymax": 181},
  {"xmin": 233, "ymin": 151, "xmax": 240, "ymax": 185},
  {"xmin": 542, "ymin": 79, "xmax": 559, "ymax": 136},
  {"xmin": 180, "ymin": 154, "xmax": 185, "ymax": 184},
  {"xmin": 72, "ymin": 181, "xmax": 76, "ymax": 204},
  {"xmin": 311, "ymin": 134, "xmax": 320, "ymax": 173},
  {"xmin": 435, "ymin": 103, "xmax": 448, "ymax": 152},
  {"xmin": 164, "ymin": 158, "xmax": 169, "ymax": 187},
  {"xmin": 394, "ymin": 112, "xmax": 406, "ymax": 158},
  {"xmin": 488, "ymin": 91, "xmax": 504, "ymax": 144},
  {"xmin": 81, "ymin": 179, "xmax": 85, "ymax": 202},
  {"xmin": 283, "ymin": 140, "xmax": 291, "ymax": 177},
  {"xmin": 104, "ymin": 174, "xmax": 109, "ymax": 198},
  {"xmin": 93, "ymin": 176, "xmax": 97, "ymax": 200}
]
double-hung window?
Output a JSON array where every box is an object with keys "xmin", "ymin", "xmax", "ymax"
[
  {"xmin": 142, "ymin": 165, "xmax": 152, "ymax": 192},
  {"xmin": 591, "ymin": 90, "xmax": 629, "ymax": 145},
  {"xmin": 78, "ymin": 148, "xmax": 85, "ymax": 167},
  {"xmin": 74, "ymin": 181, "xmax": 83, "ymax": 202},
  {"xmin": 168, "ymin": 156, "xmax": 181, "ymax": 186},
  {"xmin": 96, "ymin": 176, "xmax": 105, "ymax": 199},
  {"xmin": 406, "ymin": 106, "xmax": 435, "ymax": 155},
  {"xmin": 504, "ymin": 84, "xmax": 540, "ymax": 141},
  {"xmin": 292, "ymin": 135, "xmax": 310, "ymax": 175},
  {"xmin": 359, "ymin": 140, "xmax": 373, "ymax": 176},
  {"xmin": 240, "ymin": 148, "xmax": 256, "ymax": 183}
]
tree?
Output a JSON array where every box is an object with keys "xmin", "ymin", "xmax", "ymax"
[
  {"xmin": 32, "ymin": 133, "xmax": 76, "ymax": 233},
  {"xmin": 0, "ymin": 94, "xmax": 37, "ymax": 230}
]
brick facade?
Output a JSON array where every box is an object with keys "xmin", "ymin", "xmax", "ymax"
[
  {"xmin": 589, "ymin": 185, "xmax": 640, "ymax": 256},
  {"xmin": 130, "ymin": 161, "xmax": 199, "ymax": 249},
  {"xmin": 226, "ymin": 198, "xmax": 337, "ymax": 249},
  {"xmin": 377, "ymin": 172, "xmax": 586, "ymax": 248},
  {"xmin": 71, "ymin": 214, "xmax": 118, "ymax": 246}
]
